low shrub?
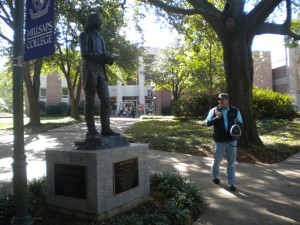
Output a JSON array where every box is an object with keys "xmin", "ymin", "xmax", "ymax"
[
  {"xmin": 112, "ymin": 172, "xmax": 206, "ymax": 225},
  {"xmin": 56, "ymin": 102, "xmax": 68, "ymax": 115},
  {"xmin": 150, "ymin": 172, "xmax": 206, "ymax": 225},
  {"xmin": 161, "ymin": 106, "xmax": 173, "ymax": 116},
  {"xmin": 172, "ymin": 88, "xmax": 297, "ymax": 121},
  {"xmin": 0, "ymin": 189, "xmax": 14, "ymax": 225},
  {"xmin": 39, "ymin": 101, "xmax": 46, "ymax": 114},
  {"xmin": 28, "ymin": 176, "xmax": 46, "ymax": 198},
  {"xmin": 172, "ymin": 94, "xmax": 211, "ymax": 120},
  {"xmin": 0, "ymin": 177, "xmax": 46, "ymax": 224},
  {"xmin": 46, "ymin": 102, "xmax": 69, "ymax": 116},
  {"xmin": 46, "ymin": 105, "xmax": 58, "ymax": 115},
  {"xmin": 253, "ymin": 87, "xmax": 297, "ymax": 120}
]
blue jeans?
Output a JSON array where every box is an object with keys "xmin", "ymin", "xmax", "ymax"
[{"xmin": 211, "ymin": 141, "xmax": 237, "ymax": 186}]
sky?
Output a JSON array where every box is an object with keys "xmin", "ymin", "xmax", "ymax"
[{"xmin": 123, "ymin": 13, "xmax": 287, "ymax": 64}]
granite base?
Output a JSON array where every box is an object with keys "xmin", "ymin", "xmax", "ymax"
[{"xmin": 46, "ymin": 143, "xmax": 150, "ymax": 221}]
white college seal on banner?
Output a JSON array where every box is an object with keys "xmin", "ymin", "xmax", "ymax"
[{"xmin": 30, "ymin": 0, "xmax": 51, "ymax": 19}]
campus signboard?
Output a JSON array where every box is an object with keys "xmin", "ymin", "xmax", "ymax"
[{"xmin": 24, "ymin": 0, "xmax": 55, "ymax": 61}]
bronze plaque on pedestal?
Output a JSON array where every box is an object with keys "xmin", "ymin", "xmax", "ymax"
[
  {"xmin": 114, "ymin": 158, "xmax": 139, "ymax": 195},
  {"xmin": 54, "ymin": 164, "xmax": 86, "ymax": 199}
]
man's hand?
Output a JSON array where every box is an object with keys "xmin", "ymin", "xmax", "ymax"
[{"xmin": 217, "ymin": 112, "xmax": 222, "ymax": 119}]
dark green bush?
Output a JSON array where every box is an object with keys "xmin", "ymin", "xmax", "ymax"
[
  {"xmin": 114, "ymin": 214, "xmax": 143, "ymax": 225},
  {"xmin": 0, "ymin": 177, "xmax": 44, "ymax": 225},
  {"xmin": 172, "ymin": 88, "xmax": 297, "ymax": 121},
  {"xmin": 0, "ymin": 189, "xmax": 14, "ymax": 225},
  {"xmin": 253, "ymin": 87, "xmax": 297, "ymax": 120},
  {"xmin": 46, "ymin": 102, "xmax": 69, "ymax": 116},
  {"xmin": 114, "ymin": 172, "xmax": 205, "ymax": 225},
  {"xmin": 39, "ymin": 101, "xmax": 46, "ymax": 114},
  {"xmin": 173, "ymin": 94, "xmax": 211, "ymax": 119},
  {"xmin": 161, "ymin": 106, "xmax": 172, "ymax": 116},
  {"xmin": 56, "ymin": 102, "xmax": 68, "ymax": 115},
  {"xmin": 151, "ymin": 172, "xmax": 206, "ymax": 225},
  {"xmin": 140, "ymin": 209, "xmax": 170, "ymax": 225},
  {"xmin": 164, "ymin": 199, "xmax": 191, "ymax": 225},
  {"xmin": 28, "ymin": 176, "xmax": 46, "ymax": 198},
  {"xmin": 46, "ymin": 105, "xmax": 59, "ymax": 115},
  {"xmin": 114, "ymin": 209, "xmax": 169, "ymax": 225}
]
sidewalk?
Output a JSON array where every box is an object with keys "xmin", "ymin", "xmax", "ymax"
[{"xmin": 0, "ymin": 118, "xmax": 299, "ymax": 225}]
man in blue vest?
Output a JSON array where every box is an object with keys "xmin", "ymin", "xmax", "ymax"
[{"xmin": 206, "ymin": 93, "xmax": 243, "ymax": 191}]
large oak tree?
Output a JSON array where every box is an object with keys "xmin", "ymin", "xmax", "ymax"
[{"xmin": 139, "ymin": 0, "xmax": 300, "ymax": 147}]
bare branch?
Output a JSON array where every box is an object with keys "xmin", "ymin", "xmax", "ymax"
[
  {"xmin": 246, "ymin": 0, "xmax": 282, "ymax": 30},
  {"xmin": 187, "ymin": 0, "xmax": 221, "ymax": 16},
  {"xmin": 0, "ymin": 32, "xmax": 12, "ymax": 44},
  {"xmin": 284, "ymin": 0, "xmax": 291, "ymax": 28},
  {"xmin": 141, "ymin": 0, "xmax": 221, "ymax": 17},
  {"xmin": 254, "ymin": 0, "xmax": 300, "ymax": 40},
  {"xmin": 0, "ymin": 2, "xmax": 13, "ymax": 29},
  {"xmin": 255, "ymin": 22, "xmax": 300, "ymax": 40}
]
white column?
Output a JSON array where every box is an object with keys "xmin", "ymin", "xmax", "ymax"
[
  {"xmin": 116, "ymin": 80, "xmax": 122, "ymax": 112},
  {"xmin": 138, "ymin": 57, "xmax": 146, "ymax": 113}
]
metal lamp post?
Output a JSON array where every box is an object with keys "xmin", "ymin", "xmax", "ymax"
[{"xmin": 10, "ymin": 0, "xmax": 34, "ymax": 224}]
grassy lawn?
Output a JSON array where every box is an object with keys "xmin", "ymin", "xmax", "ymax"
[
  {"xmin": 124, "ymin": 117, "xmax": 300, "ymax": 164},
  {"xmin": 124, "ymin": 119, "xmax": 213, "ymax": 156},
  {"xmin": 1, "ymin": 115, "xmax": 299, "ymax": 163}
]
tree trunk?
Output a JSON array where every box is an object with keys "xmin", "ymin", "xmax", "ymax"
[
  {"xmin": 221, "ymin": 34, "xmax": 263, "ymax": 147},
  {"xmin": 65, "ymin": 72, "xmax": 81, "ymax": 119},
  {"xmin": 71, "ymin": 76, "xmax": 82, "ymax": 119},
  {"xmin": 24, "ymin": 58, "xmax": 43, "ymax": 127}
]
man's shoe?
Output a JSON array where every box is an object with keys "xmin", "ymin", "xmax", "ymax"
[
  {"xmin": 212, "ymin": 178, "xmax": 220, "ymax": 185},
  {"xmin": 101, "ymin": 128, "xmax": 121, "ymax": 136},
  {"xmin": 228, "ymin": 185, "xmax": 237, "ymax": 191}
]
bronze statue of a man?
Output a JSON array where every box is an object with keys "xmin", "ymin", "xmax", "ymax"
[{"xmin": 79, "ymin": 13, "xmax": 120, "ymax": 137}]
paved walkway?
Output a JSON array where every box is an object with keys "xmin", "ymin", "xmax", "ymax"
[{"xmin": 0, "ymin": 118, "xmax": 299, "ymax": 225}]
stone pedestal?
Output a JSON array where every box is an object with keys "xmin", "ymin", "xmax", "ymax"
[{"xmin": 46, "ymin": 143, "xmax": 149, "ymax": 221}]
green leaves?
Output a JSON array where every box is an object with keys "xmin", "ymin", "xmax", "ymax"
[
  {"xmin": 151, "ymin": 172, "xmax": 206, "ymax": 224},
  {"xmin": 253, "ymin": 86, "xmax": 298, "ymax": 120},
  {"xmin": 0, "ymin": 70, "xmax": 13, "ymax": 113}
]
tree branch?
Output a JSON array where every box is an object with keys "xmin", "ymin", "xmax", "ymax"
[
  {"xmin": 284, "ymin": 0, "xmax": 291, "ymax": 28},
  {"xmin": 141, "ymin": 0, "xmax": 220, "ymax": 17},
  {"xmin": 140, "ymin": 0, "xmax": 223, "ymax": 36},
  {"xmin": 246, "ymin": 0, "xmax": 282, "ymax": 30},
  {"xmin": 187, "ymin": 0, "xmax": 221, "ymax": 16},
  {"xmin": 255, "ymin": 22, "xmax": 300, "ymax": 40},
  {"xmin": 0, "ymin": 32, "xmax": 12, "ymax": 44},
  {"xmin": 0, "ymin": 2, "xmax": 13, "ymax": 29}
]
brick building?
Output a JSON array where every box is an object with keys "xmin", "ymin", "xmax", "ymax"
[
  {"xmin": 272, "ymin": 48, "xmax": 300, "ymax": 110},
  {"xmin": 25, "ymin": 48, "xmax": 300, "ymax": 116}
]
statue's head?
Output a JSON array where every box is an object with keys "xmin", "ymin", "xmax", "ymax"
[{"xmin": 84, "ymin": 13, "xmax": 102, "ymax": 31}]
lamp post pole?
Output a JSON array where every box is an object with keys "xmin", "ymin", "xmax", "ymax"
[{"xmin": 10, "ymin": 0, "xmax": 33, "ymax": 224}]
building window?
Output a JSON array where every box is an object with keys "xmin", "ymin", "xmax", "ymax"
[
  {"xmin": 40, "ymin": 88, "xmax": 47, "ymax": 100},
  {"xmin": 62, "ymin": 88, "xmax": 68, "ymax": 98}
]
